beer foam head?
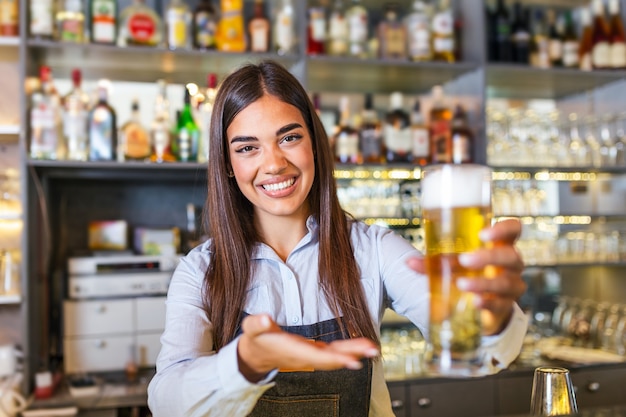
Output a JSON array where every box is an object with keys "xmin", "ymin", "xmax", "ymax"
[{"xmin": 421, "ymin": 164, "xmax": 491, "ymax": 209}]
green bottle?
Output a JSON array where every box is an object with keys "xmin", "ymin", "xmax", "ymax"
[{"xmin": 176, "ymin": 87, "xmax": 199, "ymax": 162}]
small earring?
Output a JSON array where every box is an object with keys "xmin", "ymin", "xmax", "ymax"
[{"xmin": 228, "ymin": 171, "xmax": 235, "ymax": 178}]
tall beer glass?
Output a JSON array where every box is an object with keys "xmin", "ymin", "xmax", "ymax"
[{"xmin": 421, "ymin": 164, "xmax": 492, "ymax": 376}]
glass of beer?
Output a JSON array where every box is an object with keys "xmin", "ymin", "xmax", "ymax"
[{"xmin": 421, "ymin": 163, "xmax": 492, "ymax": 376}]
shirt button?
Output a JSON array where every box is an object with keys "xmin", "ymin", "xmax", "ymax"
[{"xmin": 292, "ymin": 316, "xmax": 299, "ymax": 324}]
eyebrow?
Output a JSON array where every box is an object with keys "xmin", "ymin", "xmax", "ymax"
[{"xmin": 229, "ymin": 122, "xmax": 304, "ymax": 144}]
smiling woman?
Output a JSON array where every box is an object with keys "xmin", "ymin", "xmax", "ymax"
[{"xmin": 146, "ymin": 60, "xmax": 528, "ymax": 417}]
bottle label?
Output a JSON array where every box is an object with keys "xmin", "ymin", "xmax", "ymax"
[
  {"xmin": 452, "ymin": 133, "xmax": 471, "ymax": 163},
  {"xmin": 128, "ymin": 13, "xmax": 156, "ymax": 44},
  {"xmin": 89, "ymin": 108, "xmax": 114, "ymax": 160},
  {"xmin": 549, "ymin": 39, "xmax": 563, "ymax": 62},
  {"xmin": 580, "ymin": 52, "xmax": 593, "ymax": 71},
  {"xmin": 30, "ymin": 0, "xmax": 54, "ymax": 36},
  {"xmin": 328, "ymin": 13, "xmax": 348, "ymax": 54},
  {"xmin": 432, "ymin": 11, "xmax": 453, "ymax": 36},
  {"xmin": 0, "ymin": 0, "xmax": 17, "ymax": 28},
  {"xmin": 433, "ymin": 37, "xmax": 454, "ymax": 53},
  {"xmin": 92, "ymin": 0, "xmax": 116, "ymax": 43},
  {"xmin": 360, "ymin": 127, "xmax": 382, "ymax": 159},
  {"xmin": 611, "ymin": 42, "xmax": 626, "ymax": 68},
  {"xmin": 348, "ymin": 10, "xmax": 367, "ymax": 43},
  {"xmin": 335, "ymin": 131, "xmax": 359, "ymax": 161},
  {"xmin": 60, "ymin": 18, "xmax": 83, "ymax": 42},
  {"xmin": 194, "ymin": 11, "xmax": 217, "ymax": 48},
  {"xmin": 430, "ymin": 119, "xmax": 451, "ymax": 163},
  {"xmin": 275, "ymin": 10, "xmax": 294, "ymax": 52},
  {"xmin": 309, "ymin": 9, "xmax": 326, "ymax": 41},
  {"xmin": 384, "ymin": 125, "xmax": 412, "ymax": 153},
  {"xmin": 31, "ymin": 103, "xmax": 59, "ymax": 157},
  {"xmin": 383, "ymin": 27, "xmax": 406, "ymax": 57},
  {"xmin": 411, "ymin": 126, "xmax": 429, "ymax": 158},
  {"xmin": 167, "ymin": 8, "xmax": 188, "ymax": 48},
  {"xmin": 407, "ymin": 16, "xmax": 431, "ymax": 59},
  {"xmin": 592, "ymin": 41, "xmax": 611, "ymax": 68},
  {"xmin": 249, "ymin": 19, "xmax": 269, "ymax": 52},
  {"xmin": 124, "ymin": 124, "xmax": 150, "ymax": 159},
  {"xmin": 563, "ymin": 41, "xmax": 579, "ymax": 67}
]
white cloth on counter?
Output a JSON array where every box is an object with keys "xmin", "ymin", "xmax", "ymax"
[{"xmin": 147, "ymin": 216, "xmax": 528, "ymax": 417}]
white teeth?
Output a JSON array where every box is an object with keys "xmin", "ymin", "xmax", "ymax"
[{"xmin": 262, "ymin": 178, "xmax": 295, "ymax": 192}]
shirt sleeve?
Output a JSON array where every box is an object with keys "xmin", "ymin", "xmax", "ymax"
[{"xmin": 147, "ymin": 249, "xmax": 275, "ymax": 417}]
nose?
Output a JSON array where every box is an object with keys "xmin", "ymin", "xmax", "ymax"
[{"xmin": 262, "ymin": 144, "xmax": 288, "ymax": 174}]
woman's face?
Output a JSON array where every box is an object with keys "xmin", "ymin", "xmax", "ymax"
[{"xmin": 227, "ymin": 94, "xmax": 315, "ymax": 224}]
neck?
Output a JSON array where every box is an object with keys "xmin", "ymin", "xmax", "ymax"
[{"xmin": 254, "ymin": 210, "xmax": 311, "ymax": 262}]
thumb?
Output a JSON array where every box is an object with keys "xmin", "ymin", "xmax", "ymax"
[
  {"xmin": 241, "ymin": 314, "xmax": 274, "ymax": 338},
  {"xmin": 406, "ymin": 256, "xmax": 425, "ymax": 274}
]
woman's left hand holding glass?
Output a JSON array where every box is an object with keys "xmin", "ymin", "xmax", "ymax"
[{"xmin": 407, "ymin": 218, "xmax": 527, "ymax": 336}]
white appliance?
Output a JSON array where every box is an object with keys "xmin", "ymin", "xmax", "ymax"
[{"xmin": 67, "ymin": 254, "xmax": 180, "ymax": 299}]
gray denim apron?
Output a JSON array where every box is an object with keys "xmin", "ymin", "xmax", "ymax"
[{"xmin": 237, "ymin": 316, "xmax": 372, "ymax": 417}]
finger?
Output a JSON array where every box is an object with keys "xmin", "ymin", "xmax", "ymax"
[
  {"xmin": 459, "ymin": 245, "xmax": 524, "ymax": 273},
  {"xmin": 241, "ymin": 314, "xmax": 274, "ymax": 338},
  {"xmin": 406, "ymin": 256, "xmax": 425, "ymax": 274},
  {"xmin": 481, "ymin": 218, "xmax": 522, "ymax": 244},
  {"xmin": 458, "ymin": 272, "xmax": 527, "ymax": 300},
  {"xmin": 325, "ymin": 338, "xmax": 379, "ymax": 358}
]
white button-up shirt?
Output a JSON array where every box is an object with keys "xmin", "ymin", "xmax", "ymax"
[{"xmin": 148, "ymin": 217, "xmax": 528, "ymax": 417}]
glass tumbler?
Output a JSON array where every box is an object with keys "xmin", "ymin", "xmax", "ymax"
[{"xmin": 421, "ymin": 163, "xmax": 492, "ymax": 376}]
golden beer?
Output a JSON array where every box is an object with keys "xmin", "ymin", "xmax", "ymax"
[{"xmin": 421, "ymin": 164, "xmax": 492, "ymax": 374}]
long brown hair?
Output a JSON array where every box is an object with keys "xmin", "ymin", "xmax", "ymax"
[{"xmin": 204, "ymin": 60, "xmax": 378, "ymax": 351}]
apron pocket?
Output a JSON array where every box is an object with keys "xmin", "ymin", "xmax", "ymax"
[{"xmin": 252, "ymin": 394, "xmax": 339, "ymax": 417}]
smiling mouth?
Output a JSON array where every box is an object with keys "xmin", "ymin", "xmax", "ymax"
[{"xmin": 261, "ymin": 178, "xmax": 296, "ymax": 192}]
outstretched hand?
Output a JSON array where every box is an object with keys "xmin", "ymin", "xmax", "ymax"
[
  {"xmin": 237, "ymin": 314, "xmax": 379, "ymax": 382},
  {"xmin": 406, "ymin": 218, "xmax": 527, "ymax": 336}
]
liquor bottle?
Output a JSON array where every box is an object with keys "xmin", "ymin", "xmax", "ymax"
[
  {"xmin": 327, "ymin": 0, "xmax": 348, "ymax": 56},
  {"xmin": 88, "ymin": 79, "xmax": 117, "ymax": 161},
  {"xmin": 608, "ymin": 0, "xmax": 626, "ymax": 69},
  {"xmin": 62, "ymin": 68, "xmax": 90, "ymax": 161},
  {"xmin": 55, "ymin": 0, "xmax": 85, "ymax": 43},
  {"xmin": 450, "ymin": 104, "xmax": 473, "ymax": 164},
  {"xmin": 90, "ymin": 0, "xmax": 117, "ymax": 45},
  {"xmin": 117, "ymin": 0, "xmax": 163, "ymax": 47},
  {"xmin": 30, "ymin": 66, "xmax": 63, "ymax": 160},
  {"xmin": 150, "ymin": 79, "xmax": 176, "ymax": 163},
  {"xmin": 431, "ymin": 0, "xmax": 455, "ymax": 63},
  {"xmin": 346, "ymin": 0, "xmax": 368, "ymax": 58},
  {"xmin": 383, "ymin": 92, "xmax": 412, "ymax": 163},
  {"xmin": 120, "ymin": 98, "xmax": 151, "ymax": 161},
  {"xmin": 510, "ymin": 2, "xmax": 530, "ymax": 64},
  {"xmin": 165, "ymin": 0, "xmax": 192, "ymax": 50},
  {"xmin": 359, "ymin": 93, "xmax": 383, "ymax": 164},
  {"xmin": 333, "ymin": 95, "xmax": 360, "ymax": 164},
  {"xmin": 216, "ymin": 0, "xmax": 246, "ymax": 52},
  {"xmin": 529, "ymin": 9, "xmax": 550, "ymax": 68},
  {"xmin": 192, "ymin": 0, "xmax": 217, "ymax": 50},
  {"xmin": 591, "ymin": 0, "xmax": 612, "ymax": 70},
  {"xmin": 547, "ymin": 9, "xmax": 563, "ymax": 67},
  {"xmin": 307, "ymin": 3, "xmax": 326, "ymax": 55},
  {"xmin": 405, "ymin": 0, "xmax": 432, "ymax": 62},
  {"xmin": 410, "ymin": 99, "xmax": 430, "ymax": 166},
  {"xmin": 493, "ymin": 0, "xmax": 511, "ymax": 62},
  {"xmin": 176, "ymin": 87, "xmax": 200, "ymax": 162},
  {"xmin": 579, "ymin": 6, "xmax": 594, "ymax": 71},
  {"xmin": 248, "ymin": 0, "xmax": 269, "ymax": 53},
  {"xmin": 377, "ymin": 2, "xmax": 407, "ymax": 60},
  {"xmin": 274, "ymin": 0, "xmax": 295, "ymax": 55},
  {"xmin": 0, "ymin": 0, "xmax": 18, "ymax": 36},
  {"xmin": 198, "ymin": 72, "xmax": 218, "ymax": 163},
  {"xmin": 29, "ymin": 0, "xmax": 54, "ymax": 39},
  {"xmin": 429, "ymin": 85, "xmax": 452, "ymax": 164},
  {"xmin": 562, "ymin": 10, "xmax": 580, "ymax": 68}
]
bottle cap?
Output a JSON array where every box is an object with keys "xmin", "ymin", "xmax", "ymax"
[
  {"xmin": 39, "ymin": 66, "xmax": 51, "ymax": 83},
  {"xmin": 71, "ymin": 68, "xmax": 81, "ymax": 86},
  {"xmin": 207, "ymin": 73, "xmax": 218, "ymax": 88}
]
